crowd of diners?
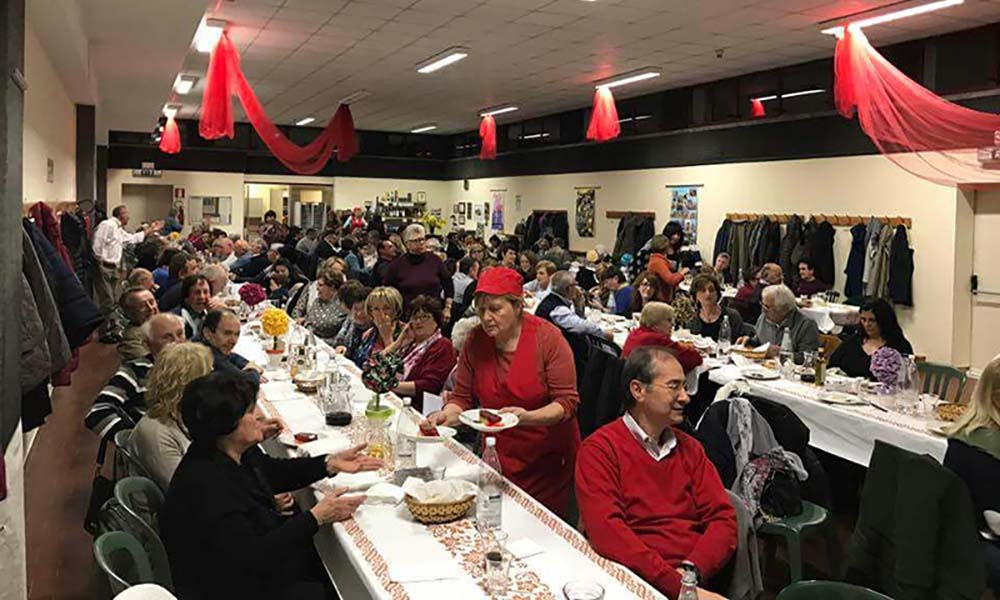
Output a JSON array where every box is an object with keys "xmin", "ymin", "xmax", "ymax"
[{"xmin": 84, "ymin": 205, "xmax": 1000, "ymax": 600}]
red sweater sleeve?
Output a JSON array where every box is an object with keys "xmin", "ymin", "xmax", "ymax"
[
  {"xmin": 447, "ymin": 335, "xmax": 477, "ymax": 412},
  {"xmin": 575, "ymin": 435, "xmax": 682, "ymax": 599},
  {"xmin": 408, "ymin": 338, "xmax": 457, "ymax": 398},
  {"xmin": 683, "ymin": 436, "xmax": 738, "ymax": 578},
  {"xmin": 671, "ymin": 341, "xmax": 704, "ymax": 373}
]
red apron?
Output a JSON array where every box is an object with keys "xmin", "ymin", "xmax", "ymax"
[{"xmin": 471, "ymin": 314, "xmax": 580, "ymax": 516}]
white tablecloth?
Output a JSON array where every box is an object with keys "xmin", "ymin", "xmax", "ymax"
[
  {"xmin": 708, "ymin": 365, "xmax": 947, "ymax": 466},
  {"xmin": 798, "ymin": 303, "xmax": 860, "ymax": 334},
  {"xmin": 235, "ymin": 325, "xmax": 667, "ymax": 600}
]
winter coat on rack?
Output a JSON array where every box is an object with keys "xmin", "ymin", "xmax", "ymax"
[
  {"xmin": 29, "ymin": 202, "xmax": 73, "ymax": 269},
  {"xmin": 746, "ymin": 217, "xmax": 768, "ymax": 267},
  {"xmin": 726, "ymin": 221, "xmax": 751, "ymax": 283},
  {"xmin": 844, "ymin": 224, "xmax": 868, "ymax": 303},
  {"xmin": 779, "ymin": 215, "xmax": 804, "ymax": 283},
  {"xmin": 22, "ymin": 230, "xmax": 70, "ymax": 391},
  {"xmin": 613, "ymin": 215, "xmax": 655, "ymax": 259},
  {"xmin": 887, "ymin": 225, "xmax": 914, "ymax": 306},
  {"xmin": 759, "ymin": 220, "xmax": 782, "ymax": 267},
  {"xmin": 807, "ymin": 221, "xmax": 836, "ymax": 286},
  {"xmin": 865, "ymin": 225, "xmax": 894, "ymax": 299},
  {"xmin": 714, "ymin": 219, "xmax": 732, "ymax": 261},
  {"xmin": 863, "ymin": 217, "xmax": 883, "ymax": 288},
  {"xmin": 61, "ymin": 210, "xmax": 91, "ymax": 286}
]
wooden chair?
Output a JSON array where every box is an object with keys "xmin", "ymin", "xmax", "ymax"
[
  {"xmin": 916, "ymin": 361, "xmax": 968, "ymax": 404},
  {"xmin": 820, "ymin": 334, "xmax": 841, "ymax": 358}
]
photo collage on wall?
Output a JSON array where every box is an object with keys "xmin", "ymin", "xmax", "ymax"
[
  {"xmin": 491, "ymin": 190, "xmax": 505, "ymax": 231},
  {"xmin": 575, "ymin": 188, "xmax": 596, "ymax": 237},
  {"xmin": 668, "ymin": 185, "xmax": 701, "ymax": 245}
]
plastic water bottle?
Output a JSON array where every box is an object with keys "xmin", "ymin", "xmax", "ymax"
[
  {"xmin": 718, "ymin": 315, "xmax": 732, "ymax": 355},
  {"xmin": 393, "ymin": 412, "xmax": 415, "ymax": 469},
  {"xmin": 780, "ymin": 328, "xmax": 794, "ymax": 356},
  {"xmin": 477, "ymin": 437, "xmax": 503, "ymax": 531},
  {"xmin": 678, "ymin": 568, "xmax": 699, "ymax": 600}
]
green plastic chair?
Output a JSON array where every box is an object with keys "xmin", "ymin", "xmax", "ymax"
[
  {"xmin": 94, "ymin": 531, "xmax": 155, "ymax": 595},
  {"xmin": 777, "ymin": 580, "xmax": 894, "ymax": 599},
  {"xmin": 99, "ymin": 500, "xmax": 174, "ymax": 591},
  {"xmin": 916, "ymin": 361, "xmax": 967, "ymax": 404},
  {"xmin": 115, "ymin": 476, "xmax": 165, "ymax": 534},
  {"xmin": 758, "ymin": 501, "xmax": 839, "ymax": 584},
  {"xmin": 113, "ymin": 429, "xmax": 153, "ymax": 480}
]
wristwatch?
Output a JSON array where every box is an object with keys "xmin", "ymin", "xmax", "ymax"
[{"xmin": 680, "ymin": 560, "xmax": 701, "ymax": 584}]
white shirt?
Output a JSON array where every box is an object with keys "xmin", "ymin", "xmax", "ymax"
[
  {"xmin": 92, "ymin": 217, "xmax": 145, "ymax": 265},
  {"xmin": 453, "ymin": 272, "xmax": 473, "ymax": 300},
  {"xmin": 623, "ymin": 412, "xmax": 677, "ymax": 461},
  {"xmin": 220, "ymin": 253, "xmax": 238, "ymax": 269}
]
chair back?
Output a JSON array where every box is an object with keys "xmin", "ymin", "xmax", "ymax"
[
  {"xmin": 94, "ymin": 531, "xmax": 156, "ymax": 595},
  {"xmin": 777, "ymin": 580, "xmax": 893, "ymax": 599},
  {"xmin": 100, "ymin": 500, "xmax": 173, "ymax": 591},
  {"xmin": 115, "ymin": 477, "xmax": 165, "ymax": 534},
  {"xmin": 113, "ymin": 429, "xmax": 153, "ymax": 480},
  {"xmin": 915, "ymin": 361, "xmax": 967, "ymax": 404}
]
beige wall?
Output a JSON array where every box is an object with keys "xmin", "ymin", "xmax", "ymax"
[
  {"xmin": 22, "ymin": 24, "xmax": 75, "ymax": 204},
  {"xmin": 457, "ymin": 155, "xmax": 963, "ymax": 364},
  {"xmin": 106, "ymin": 169, "xmax": 246, "ymax": 234}
]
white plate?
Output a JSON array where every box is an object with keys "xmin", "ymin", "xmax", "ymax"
[
  {"xmin": 406, "ymin": 425, "xmax": 457, "ymax": 443},
  {"xmin": 459, "ymin": 409, "xmax": 519, "ymax": 432},
  {"xmin": 817, "ymin": 391, "xmax": 866, "ymax": 406},
  {"xmin": 740, "ymin": 367, "xmax": 781, "ymax": 381}
]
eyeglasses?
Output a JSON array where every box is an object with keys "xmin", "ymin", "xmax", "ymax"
[
  {"xmin": 646, "ymin": 380, "xmax": 686, "ymax": 393},
  {"xmin": 406, "ymin": 237, "xmax": 427, "ymax": 244},
  {"xmin": 409, "ymin": 313, "xmax": 434, "ymax": 323}
]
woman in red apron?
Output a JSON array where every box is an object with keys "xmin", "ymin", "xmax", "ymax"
[{"xmin": 425, "ymin": 267, "xmax": 581, "ymax": 516}]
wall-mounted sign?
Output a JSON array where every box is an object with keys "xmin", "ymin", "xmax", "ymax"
[
  {"xmin": 132, "ymin": 168, "xmax": 162, "ymax": 178},
  {"xmin": 174, "ymin": 188, "xmax": 186, "ymax": 199}
]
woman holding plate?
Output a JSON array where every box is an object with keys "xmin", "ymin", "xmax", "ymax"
[{"xmin": 423, "ymin": 267, "xmax": 581, "ymax": 517}]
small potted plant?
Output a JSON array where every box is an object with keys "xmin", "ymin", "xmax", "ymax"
[
  {"xmin": 870, "ymin": 346, "xmax": 903, "ymax": 395},
  {"xmin": 261, "ymin": 307, "xmax": 289, "ymax": 367},
  {"xmin": 361, "ymin": 352, "xmax": 403, "ymax": 460}
]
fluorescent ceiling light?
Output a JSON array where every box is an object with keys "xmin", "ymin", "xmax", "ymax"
[
  {"xmin": 619, "ymin": 114, "xmax": 653, "ymax": 123},
  {"xmin": 174, "ymin": 74, "xmax": 198, "ymax": 95},
  {"xmin": 480, "ymin": 105, "xmax": 519, "ymax": 117},
  {"xmin": 821, "ymin": 0, "xmax": 963, "ymax": 35},
  {"xmin": 194, "ymin": 18, "xmax": 225, "ymax": 53},
  {"xmin": 755, "ymin": 88, "xmax": 825, "ymax": 102},
  {"xmin": 596, "ymin": 68, "xmax": 660, "ymax": 90},
  {"xmin": 162, "ymin": 104, "xmax": 181, "ymax": 119},
  {"xmin": 417, "ymin": 47, "xmax": 469, "ymax": 74},
  {"xmin": 339, "ymin": 89, "xmax": 372, "ymax": 105},
  {"xmin": 520, "ymin": 132, "xmax": 550, "ymax": 140},
  {"xmin": 410, "ymin": 123, "xmax": 438, "ymax": 133},
  {"xmin": 296, "ymin": 117, "xmax": 316, "ymax": 126}
]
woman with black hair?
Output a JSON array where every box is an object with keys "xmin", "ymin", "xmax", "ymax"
[
  {"xmin": 828, "ymin": 297, "xmax": 913, "ymax": 379},
  {"xmin": 161, "ymin": 372, "xmax": 382, "ymax": 600}
]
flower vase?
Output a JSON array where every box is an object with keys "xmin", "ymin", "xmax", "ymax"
[
  {"xmin": 265, "ymin": 336, "xmax": 285, "ymax": 368},
  {"xmin": 365, "ymin": 393, "xmax": 394, "ymax": 462}
]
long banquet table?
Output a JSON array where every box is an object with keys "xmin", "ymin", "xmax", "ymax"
[
  {"xmin": 708, "ymin": 365, "xmax": 947, "ymax": 467},
  {"xmin": 234, "ymin": 324, "xmax": 667, "ymax": 600}
]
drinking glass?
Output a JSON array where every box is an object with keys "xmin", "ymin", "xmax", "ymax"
[
  {"xmin": 483, "ymin": 530, "xmax": 511, "ymax": 595},
  {"xmin": 801, "ymin": 351, "xmax": 816, "ymax": 371},
  {"xmin": 563, "ymin": 581, "xmax": 606, "ymax": 600},
  {"xmin": 779, "ymin": 351, "xmax": 795, "ymax": 380}
]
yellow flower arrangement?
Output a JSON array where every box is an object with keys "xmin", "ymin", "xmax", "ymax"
[{"xmin": 261, "ymin": 307, "xmax": 289, "ymax": 338}]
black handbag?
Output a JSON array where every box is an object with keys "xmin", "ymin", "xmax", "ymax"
[
  {"xmin": 760, "ymin": 469, "xmax": 803, "ymax": 518},
  {"xmin": 84, "ymin": 438, "xmax": 115, "ymax": 535}
]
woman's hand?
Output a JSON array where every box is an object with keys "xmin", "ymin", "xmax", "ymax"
[
  {"xmin": 498, "ymin": 406, "xmax": 531, "ymax": 426},
  {"xmin": 326, "ymin": 443, "xmax": 384, "ymax": 475},
  {"xmin": 310, "ymin": 487, "xmax": 366, "ymax": 525},
  {"xmin": 334, "ymin": 345, "xmax": 347, "ymax": 355},
  {"xmin": 259, "ymin": 417, "xmax": 283, "ymax": 440},
  {"xmin": 735, "ymin": 336, "xmax": 749, "ymax": 346},
  {"xmin": 423, "ymin": 402, "xmax": 461, "ymax": 428}
]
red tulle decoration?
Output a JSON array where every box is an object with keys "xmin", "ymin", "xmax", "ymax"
[
  {"xmin": 834, "ymin": 26, "xmax": 1000, "ymax": 185},
  {"xmin": 198, "ymin": 33, "xmax": 358, "ymax": 174},
  {"xmin": 586, "ymin": 87, "xmax": 621, "ymax": 142},
  {"xmin": 159, "ymin": 116, "xmax": 181, "ymax": 154},
  {"xmin": 750, "ymin": 98, "xmax": 765, "ymax": 118},
  {"xmin": 479, "ymin": 115, "xmax": 497, "ymax": 160}
]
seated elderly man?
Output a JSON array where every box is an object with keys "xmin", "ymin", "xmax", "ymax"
[
  {"xmin": 118, "ymin": 286, "xmax": 160, "ymax": 361},
  {"xmin": 740, "ymin": 284, "xmax": 819, "ymax": 361},
  {"xmin": 228, "ymin": 238, "xmax": 253, "ymax": 272},
  {"xmin": 86, "ymin": 313, "xmax": 186, "ymax": 443},
  {"xmin": 535, "ymin": 270, "xmax": 614, "ymax": 377},
  {"xmin": 170, "ymin": 274, "xmax": 212, "ymax": 339},
  {"xmin": 576, "ymin": 346, "xmax": 735, "ymax": 600},
  {"xmin": 211, "ymin": 236, "xmax": 237, "ymax": 269},
  {"xmin": 126, "ymin": 268, "xmax": 157, "ymax": 292},
  {"xmin": 201, "ymin": 264, "xmax": 231, "ymax": 309},
  {"xmin": 621, "ymin": 302, "xmax": 703, "ymax": 373},
  {"xmin": 200, "ymin": 309, "xmax": 262, "ymax": 384}
]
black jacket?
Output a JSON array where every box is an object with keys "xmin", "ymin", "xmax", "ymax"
[
  {"xmin": 161, "ymin": 444, "xmax": 329, "ymax": 600},
  {"xmin": 944, "ymin": 438, "xmax": 1000, "ymax": 536},
  {"xmin": 844, "ymin": 224, "xmax": 868, "ymax": 303},
  {"xmin": 234, "ymin": 253, "xmax": 271, "ymax": 282},
  {"xmin": 577, "ymin": 340, "xmax": 624, "ymax": 440},
  {"xmin": 887, "ymin": 225, "xmax": 914, "ymax": 306},
  {"xmin": 779, "ymin": 215, "xmax": 804, "ymax": 286},
  {"xmin": 806, "ymin": 221, "xmax": 836, "ymax": 286},
  {"xmin": 713, "ymin": 219, "xmax": 732, "ymax": 262}
]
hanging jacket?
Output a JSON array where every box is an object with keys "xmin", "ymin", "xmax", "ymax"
[
  {"xmin": 887, "ymin": 225, "xmax": 914, "ymax": 306},
  {"xmin": 29, "ymin": 202, "xmax": 73, "ymax": 268},
  {"xmin": 714, "ymin": 219, "xmax": 732, "ymax": 261},
  {"xmin": 844, "ymin": 224, "xmax": 868, "ymax": 303},
  {"xmin": 865, "ymin": 226, "xmax": 894, "ymax": 299},
  {"xmin": 845, "ymin": 440, "xmax": 986, "ymax": 600},
  {"xmin": 779, "ymin": 215, "xmax": 804, "ymax": 281},
  {"xmin": 807, "ymin": 221, "xmax": 836, "ymax": 286},
  {"xmin": 22, "ymin": 230, "xmax": 70, "ymax": 391},
  {"xmin": 61, "ymin": 210, "xmax": 91, "ymax": 285},
  {"xmin": 727, "ymin": 221, "xmax": 750, "ymax": 283},
  {"xmin": 577, "ymin": 344, "xmax": 624, "ymax": 440},
  {"xmin": 634, "ymin": 216, "xmax": 655, "ymax": 256},
  {"xmin": 863, "ymin": 217, "xmax": 883, "ymax": 287}
]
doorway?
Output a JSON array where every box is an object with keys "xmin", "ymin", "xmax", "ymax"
[
  {"xmin": 970, "ymin": 190, "xmax": 1000, "ymax": 373},
  {"xmin": 121, "ymin": 184, "xmax": 173, "ymax": 230},
  {"xmin": 244, "ymin": 183, "xmax": 332, "ymax": 238}
]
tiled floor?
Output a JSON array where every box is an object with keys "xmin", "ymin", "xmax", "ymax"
[{"xmin": 25, "ymin": 342, "xmax": 119, "ymax": 600}]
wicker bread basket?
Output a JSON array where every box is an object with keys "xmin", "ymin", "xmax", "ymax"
[{"xmin": 404, "ymin": 494, "xmax": 475, "ymax": 524}]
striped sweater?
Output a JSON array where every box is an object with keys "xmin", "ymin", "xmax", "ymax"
[{"xmin": 85, "ymin": 356, "xmax": 152, "ymax": 443}]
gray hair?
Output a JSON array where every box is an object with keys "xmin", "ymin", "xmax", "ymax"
[
  {"xmin": 762, "ymin": 284, "xmax": 796, "ymax": 314},
  {"xmin": 402, "ymin": 223, "xmax": 425, "ymax": 242},
  {"xmin": 639, "ymin": 301, "xmax": 676, "ymax": 329},
  {"xmin": 622, "ymin": 346, "xmax": 681, "ymax": 410},
  {"xmin": 141, "ymin": 313, "xmax": 184, "ymax": 341},
  {"xmin": 202, "ymin": 264, "xmax": 229, "ymax": 293},
  {"xmin": 549, "ymin": 271, "xmax": 576, "ymax": 296},
  {"xmin": 451, "ymin": 316, "xmax": 480, "ymax": 353}
]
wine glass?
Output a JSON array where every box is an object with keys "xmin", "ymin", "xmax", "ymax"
[{"xmin": 563, "ymin": 581, "xmax": 605, "ymax": 600}]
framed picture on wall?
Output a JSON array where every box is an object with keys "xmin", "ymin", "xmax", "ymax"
[{"xmin": 458, "ymin": 214, "xmax": 466, "ymax": 225}]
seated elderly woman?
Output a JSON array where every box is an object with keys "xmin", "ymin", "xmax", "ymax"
[
  {"xmin": 161, "ymin": 372, "xmax": 382, "ymax": 600},
  {"xmin": 352, "ymin": 286, "xmax": 405, "ymax": 367},
  {"xmin": 332, "ymin": 281, "xmax": 372, "ymax": 356},
  {"xmin": 621, "ymin": 302, "xmax": 704, "ymax": 373},
  {"xmin": 291, "ymin": 270, "xmax": 348, "ymax": 343},
  {"xmin": 378, "ymin": 295, "xmax": 457, "ymax": 411},
  {"xmin": 828, "ymin": 297, "xmax": 912, "ymax": 379},
  {"xmin": 738, "ymin": 284, "xmax": 819, "ymax": 361}
]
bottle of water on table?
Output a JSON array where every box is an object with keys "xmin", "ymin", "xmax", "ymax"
[
  {"xmin": 717, "ymin": 315, "xmax": 731, "ymax": 356},
  {"xmin": 678, "ymin": 568, "xmax": 699, "ymax": 600},
  {"xmin": 477, "ymin": 437, "xmax": 503, "ymax": 531}
]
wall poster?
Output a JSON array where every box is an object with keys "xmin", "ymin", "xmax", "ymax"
[
  {"xmin": 668, "ymin": 185, "xmax": 702, "ymax": 245},
  {"xmin": 574, "ymin": 187, "xmax": 597, "ymax": 238},
  {"xmin": 490, "ymin": 189, "xmax": 505, "ymax": 231}
]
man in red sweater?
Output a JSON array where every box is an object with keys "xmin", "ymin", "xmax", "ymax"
[{"xmin": 575, "ymin": 346, "xmax": 735, "ymax": 600}]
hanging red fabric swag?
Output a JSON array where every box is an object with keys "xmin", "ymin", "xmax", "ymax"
[
  {"xmin": 198, "ymin": 32, "xmax": 358, "ymax": 174},
  {"xmin": 586, "ymin": 87, "xmax": 620, "ymax": 142},
  {"xmin": 479, "ymin": 115, "xmax": 497, "ymax": 160},
  {"xmin": 159, "ymin": 116, "xmax": 181, "ymax": 154},
  {"xmin": 750, "ymin": 99, "xmax": 765, "ymax": 118}
]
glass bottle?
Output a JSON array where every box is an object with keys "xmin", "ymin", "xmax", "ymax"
[{"xmin": 477, "ymin": 437, "xmax": 503, "ymax": 531}]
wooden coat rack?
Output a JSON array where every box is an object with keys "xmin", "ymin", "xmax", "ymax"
[
  {"xmin": 606, "ymin": 210, "xmax": 656, "ymax": 220},
  {"xmin": 726, "ymin": 212, "xmax": 911, "ymax": 229}
]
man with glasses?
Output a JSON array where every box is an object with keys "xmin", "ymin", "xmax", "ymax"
[
  {"xmin": 575, "ymin": 346, "xmax": 735, "ymax": 600},
  {"xmin": 738, "ymin": 283, "xmax": 819, "ymax": 362},
  {"xmin": 211, "ymin": 236, "xmax": 237, "ymax": 269},
  {"xmin": 384, "ymin": 223, "xmax": 454, "ymax": 320}
]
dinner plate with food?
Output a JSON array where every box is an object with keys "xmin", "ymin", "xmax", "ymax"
[
  {"xmin": 407, "ymin": 422, "xmax": 458, "ymax": 443},
  {"xmin": 740, "ymin": 366, "xmax": 781, "ymax": 381},
  {"xmin": 459, "ymin": 408, "xmax": 519, "ymax": 432},
  {"xmin": 817, "ymin": 391, "xmax": 866, "ymax": 406}
]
